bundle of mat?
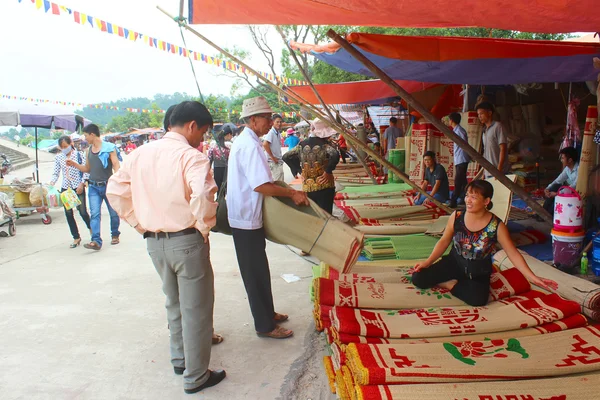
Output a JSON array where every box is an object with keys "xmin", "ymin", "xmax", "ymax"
[
  {"xmin": 362, "ymin": 238, "xmax": 398, "ymax": 261},
  {"xmin": 330, "ymin": 293, "xmax": 580, "ymax": 338},
  {"xmin": 329, "ymin": 313, "xmax": 588, "ymax": 345},
  {"xmin": 341, "ymin": 204, "xmax": 441, "ymax": 223},
  {"xmin": 355, "ymin": 371, "xmax": 600, "ymax": 400},
  {"xmin": 336, "ymin": 176, "xmax": 387, "ymax": 185},
  {"xmin": 494, "ymin": 249, "xmax": 600, "ymax": 320},
  {"xmin": 263, "ymin": 182, "xmax": 363, "ymax": 273},
  {"xmin": 335, "ymin": 183, "xmax": 413, "ymax": 200},
  {"xmin": 315, "ymin": 267, "xmax": 531, "ymax": 309},
  {"xmin": 354, "ymin": 225, "xmax": 429, "ymax": 235},
  {"xmin": 335, "ymin": 197, "xmax": 413, "ymax": 208},
  {"xmin": 345, "ymin": 325, "xmax": 600, "ymax": 386},
  {"xmin": 362, "ymin": 234, "xmax": 448, "ymax": 261}
]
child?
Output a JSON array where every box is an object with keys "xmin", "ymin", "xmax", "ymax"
[{"xmin": 412, "ymin": 180, "xmax": 554, "ymax": 306}]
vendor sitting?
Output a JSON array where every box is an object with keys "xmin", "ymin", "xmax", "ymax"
[
  {"xmin": 412, "ymin": 180, "xmax": 553, "ymax": 306},
  {"xmin": 543, "ymin": 146, "xmax": 579, "ymax": 215},
  {"xmin": 415, "ymin": 151, "xmax": 450, "ymax": 205}
]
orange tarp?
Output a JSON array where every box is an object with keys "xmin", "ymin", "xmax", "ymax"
[{"xmin": 189, "ymin": 0, "xmax": 598, "ymax": 34}]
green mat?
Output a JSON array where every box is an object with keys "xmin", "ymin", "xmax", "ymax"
[
  {"xmin": 340, "ymin": 183, "xmax": 412, "ymax": 194},
  {"xmin": 362, "ymin": 234, "xmax": 450, "ymax": 261}
]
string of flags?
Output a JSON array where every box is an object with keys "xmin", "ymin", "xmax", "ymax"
[
  {"xmin": 17, "ymin": 0, "xmax": 308, "ymax": 86},
  {"xmin": 0, "ymin": 94, "xmax": 298, "ymax": 118},
  {"xmin": 0, "ymin": 94, "xmax": 239, "ymax": 115}
]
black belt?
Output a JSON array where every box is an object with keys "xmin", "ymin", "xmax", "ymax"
[
  {"xmin": 88, "ymin": 180, "xmax": 108, "ymax": 187},
  {"xmin": 143, "ymin": 227, "xmax": 198, "ymax": 239}
]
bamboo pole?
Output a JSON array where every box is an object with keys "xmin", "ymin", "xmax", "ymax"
[
  {"xmin": 156, "ymin": 7, "xmax": 450, "ymax": 212},
  {"xmin": 274, "ymin": 26, "xmax": 377, "ymax": 185},
  {"xmin": 326, "ymin": 29, "xmax": 552, "ymax": 224}
]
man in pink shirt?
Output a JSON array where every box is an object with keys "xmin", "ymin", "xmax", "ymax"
[{"xmin": 106, "ymin": 101, "xmax": 225, "ymax": 394}]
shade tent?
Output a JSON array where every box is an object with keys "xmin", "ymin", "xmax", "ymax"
[
  {"xmin": 287, "ymin": 79, "xmax": 439, "ymax": 105},
  {"xmin": 188, "ymin": 0, "xmax": 597, "ymax": 33},
  {"xmin": 290, "ymin": 34, "xmax": 600, "ymax": 85},
  {"xmin": 0, "ymin": 106, "xmax": 19, "ymax": 126}
]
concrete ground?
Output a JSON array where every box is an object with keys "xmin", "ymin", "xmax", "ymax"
[{"xmin": 0, "ymin": 157, "xmax": 334, "ymax": 400}]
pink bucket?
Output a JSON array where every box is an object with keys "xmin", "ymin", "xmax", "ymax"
[{"xmin": 553, "ymin": 186, "xmax": 583, "ymax": 232}]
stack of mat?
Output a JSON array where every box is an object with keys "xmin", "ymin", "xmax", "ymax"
[
  {"xmin": 362, "ymin": 238, "xmax": 397, "ymax": 260},
  {"xmin": 310, "ymin": 248, "xmax": 600, "ymax": 399},
  {"xmin": 362, "ymin": 234, "xmax": 449, "ymax": 261}
]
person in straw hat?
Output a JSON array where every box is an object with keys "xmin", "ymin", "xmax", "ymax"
[
  {"xmin": 283, "ymin": 117, "xmax": 340, "ymax": 214},
  {"xmin": 228, "ymin": 96, "xmax": 309, "ymax": 339}
]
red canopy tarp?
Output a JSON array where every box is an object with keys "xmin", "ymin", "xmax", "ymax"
[
  {"xmin": 188, "ymin": 0, "xmax": 598, "ymax": 34},
  {"xmin": 286, "ymin": 80, "xmax": 439, "ymax": 105}
]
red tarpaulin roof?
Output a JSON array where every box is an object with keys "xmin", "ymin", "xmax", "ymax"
[
  {"xmin": 286, "ymin": 80, "xmax": 439, "ymax": 105},
  {"xmin": 188, "ymin": 0, "xmax": 598, "ymax": 33}
]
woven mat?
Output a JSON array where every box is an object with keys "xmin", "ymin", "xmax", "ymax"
[
  {"xmin": 331, "ymin": 293, "xmax": 581, "ymax": 338},
  {"xmin": 346, "ymin": 325, "xmax": 600, "ymax": 386},
  {"xmin": 336, "ymin": 197, "xmax": 412, "ymax": 208},
  {"xmin": 329, "ymin": 313, "xmax": 588, "ymax": 346},
  {"xmin": 495, "ymin": 249, "xmax": 600, "ymax": 320},
  {"xmin": 263, "ymin": 183, "xmax": 363, "ymax": 274},
  {"xmin": 315, "ymin": 268, "xmax": 531, "ymax": 309},
  {"xmin": 355, "ymin": 225, "xmax": 429, "ymax": 235},
  {"xmin": 487, "ymin": 174, "xmax": 518, "ymax": 224},
  {"xmin": 355, "ymin": 371, "xmax": 600, "ymax": 400},
  {"xmin": 339, "ymin": 183, "xmax": 413, "ymax": 194}
]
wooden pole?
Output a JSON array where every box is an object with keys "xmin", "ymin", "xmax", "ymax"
[
  {"xmin": 326, "ymin": 29, "xmax": 552, "ymax": 224},
  {"xmin": 275, "ymin": 26, "xmax": 377, "ymax": 185},
  {"xmin": 156, "ymin": 8, "xmax": 450, "ymax": 212}
]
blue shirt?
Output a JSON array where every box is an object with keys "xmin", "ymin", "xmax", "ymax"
[
  {"xmin": 453, "ymin": 125, "xmax": 470, "ymax": 165},
  {"xmin": 547, "ymin": 163, "xmax": 579, "ymax": 190},
  {"xmin": 284, "ymin": 135, "xmax": 300, "ymax": 149}
]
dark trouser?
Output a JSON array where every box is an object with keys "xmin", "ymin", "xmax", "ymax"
[
  {"xmin": 213, "ymin": 167, "xmax": 226, "ymax": 192},
  {"xmin": 340, "ymin": 148, "xmax": 348, "ymax": 164},
  {"xmin": 307, "ymin": 187, "xmax": 336, "ymax": 214},
  {"xmin": 231, "ymin": 227, "xmax": 276, "ymax": 333},
  {"xmin": 62, "ymin": 188, "xmax": 91, "ymax": 240},
  {"xmin": 411, "ymin": 249, "xmax": 492, "ymax": 306},
  {"xmin": 543, "ymin": 183, "xmax": 562, "ymax": 216},
  {"xmin": 451, "ymin": 162, "xmax": 469, "ymax": 206}
]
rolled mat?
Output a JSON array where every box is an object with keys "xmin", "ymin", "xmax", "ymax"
[
  {"xmin": 323, "ymin": 356, "xmax": 336, "ymax": 394},
  {"xmin": 355, "ymin": 371, "xmax": 600, "ymax": 400},
  {"xmin": 331, "ymin": 293, "xmax": 581, "ymax": 338},
  {"xmin": 335, "ymin": 369, "xmax": 351, "ymax": 400},
  {"xmin": 330, "ymin": 313, "xmax": 588, "ymax": 345},
  {"xmin": 325, "ymin": 266, "xmax": 411, "ymax": 284},
  {"xmin": 341, "ymin": 365, "xmax": 357, "ymax": 400},
  {"xmin": 263, "ymin": 182, "xmax": 364, "ymax": 273},
  {"xmin": 494, "ymin": 249, "xmax": 600, "ymax": 320},
  {"xmin": 346, "ymin": 325, "xmax": 600, "ymax": 386},
  {"xmin": 315, "ymin": 268, "xmax": 531, "ymax": 308},
  {"xmin": 336, "ymin": 197, "xmax": 412, "ymax": 208}
]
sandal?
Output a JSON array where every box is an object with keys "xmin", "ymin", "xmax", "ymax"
[
  {"xmin": 256, "ymin": 325, "xmax": 293, "ymax": 339},
  {"xmin": 70, "ymin": 239, "xmax": 81, "ymax": 249},
  {"xmin": 274, "ymin": 312, "xmax": 289, "ymax": 323},
  {"xmin": 83, "ymin": 241, "xmax": 102, "ymax": 251},
  {"xmin": 212, "ymin": 334, "xmax": 224, "ymax": 345},
  {"xmin": 111, "ymin": 236, "xmax": 120, "ymax": 245}
]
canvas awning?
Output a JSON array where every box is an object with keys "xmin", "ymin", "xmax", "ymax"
[
  {"xmin": 188, "ymin": 0, "xmax": 597, "ymax": 33},
  {"xmin": 290, "ymin": 34, "xmax": 600, "ymax": 85},
  {"xmin": 286, "ymin": 79, "xmax": 439, "ymax": 105}
]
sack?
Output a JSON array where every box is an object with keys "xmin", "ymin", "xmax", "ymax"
[
  {"xmin": 212, "ymin": 170, "xmax": 231, "ymax": 235},
  {"xmin": 29, "ymin": 185, "xmax": 49, "ymax": 207},
  {"xmin": 60, "ymin": 188, "xmax": 81, "ymax": 211},
  {"xmin": 46, "ymin": 186, "xmax": 62, "ymax": 208}
]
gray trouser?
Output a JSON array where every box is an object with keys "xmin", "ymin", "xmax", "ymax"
[
  {"xmin": 269, "ymin": 162, "xmax": 285, "ymax": 181},
  {"xmin": 147, "ymin": 232, "xmax": 214, "ymax": 390}
]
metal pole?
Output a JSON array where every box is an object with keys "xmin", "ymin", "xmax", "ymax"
[
  {"xmin": 35, "ymin": 127, "xmax": 39, "ymax": 183},
  {"xmin": 326, "ymin": 29, "xmax": 552, "ymax": 224},
  {"xmin": 274, "ymin": 26, "xmax": 377, "ymax": 185}
]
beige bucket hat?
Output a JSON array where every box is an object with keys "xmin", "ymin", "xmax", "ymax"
[
  {"xmin": 241, "ymin": 96, "xmax": 274, "ymax": 118},
  {"xmin": 311, "ymin": 117, "xmax": 337, "ymax": 139}
]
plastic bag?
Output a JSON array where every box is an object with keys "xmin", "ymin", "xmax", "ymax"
[
  {"xmin": 46, "ymin": 186, "xmax": 62, "ymax": 209},
  {"xmin": 29, "ymin": 185, "xmax": 49, "ymax": 207},
  {"xmin": 60, "ymin": 188, "xmax": 81, "ymax": 211}
]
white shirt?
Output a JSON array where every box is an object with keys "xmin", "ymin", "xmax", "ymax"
[
  {"xmin": 547, "ymin": 163, "xmax": 579, "ymax": 190},
  {"xmin": 227, "ymin": 127, "xmax": 273, "ymax": 230},
  {"xmin": 263, "ymin": 127, "xmax": 283, "ymax": 164}
]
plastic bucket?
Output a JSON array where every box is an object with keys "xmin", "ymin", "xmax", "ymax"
[
  {"xmin": 388, "ymin": 149, "xmax": 405, "ymax": 183},
  {"xmin": 551, "ymin": 229, "xmax": 584, "ymax": 267}
]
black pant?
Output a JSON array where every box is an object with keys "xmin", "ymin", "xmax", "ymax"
[
  {"xmin": 451, "ymin": 162, "xmax": 469, "ymax": 206},
  {"xmin": 340, "ymin": 148, "xmax": 348, "ymax": 164},
  {"xmin": 62, "ymin": 189, "xmax": 91, "ymax": 240},
  {"xmin": 307, "ymin": 187, "xmax": 336, "ymax": 214},
  {"xmin": 231, "ymin": 227, "xmax": 276, "ymax": 333},
  {"xmin": 411, "ymin": 250, "xmax": 492, "ymax": 306},
  {"xmin": 543, "ymin": 183, "xmax": 562, "ymax": 216},
  {"xmin": 214, "ymin": 166, "xmax": 226, "ymax": 192}
]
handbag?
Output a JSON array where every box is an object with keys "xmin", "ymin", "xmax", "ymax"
[
  {"xmin": 212, "ymin": 168, "xmax": 232, "ymax": 235},
  {"xmin": 61, "ymin": 188, "xmax": 81, "ymax": 211}
]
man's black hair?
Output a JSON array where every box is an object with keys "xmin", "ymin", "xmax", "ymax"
[
  {"xmin": 476, "ymin": 102, "xmax": 494, "ymax": 112},
  {"xmin": 559, "ymin": 146, "xmax": 579, "ymax": 163},
  {"xmin": 83, "ymin": 124, "xmax": 101, "ymax": 137},
  {"xmin": 169, "ymin": 101, "xmax": 213, "ymax": 129},
  {"xmin": 164, "ymin": 104, "xmax": 177, "ymax": 131},
  {"xmin": 272, "ymin": 114, "xmax": 283, "ymax": 121},
  {"xmin": 449, "ymin": 112, "xmax": 461, "ymax": 125},
  {"xmin": 424, "ymin": 150, "xmax": 436, "ymax": 159},
  {"xmin": 389, "ymin": 117, "xmax": 398, "ymax": 124}
]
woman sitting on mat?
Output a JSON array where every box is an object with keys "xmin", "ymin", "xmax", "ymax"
[{"xmin": 412, "ymin": 180, "xmax": 554, "ymax": 306}]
